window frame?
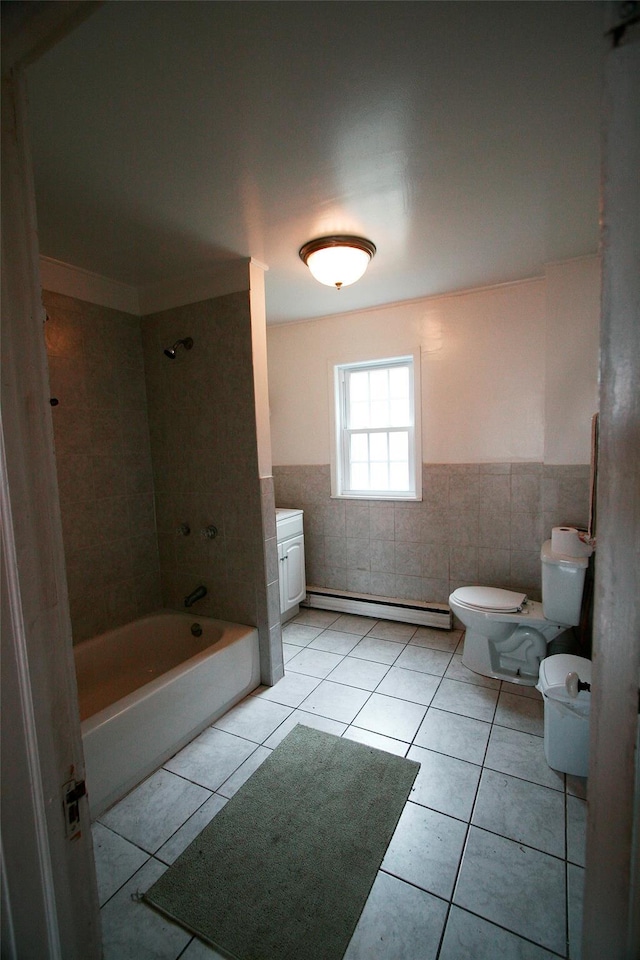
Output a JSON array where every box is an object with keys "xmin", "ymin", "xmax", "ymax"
[{"xmin": 330, "ymin": 351, "xmax": 422, "ymax": 501}]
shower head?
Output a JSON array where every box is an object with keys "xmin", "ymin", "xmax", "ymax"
[{"xmin": 164, "ymin": 337, "xmax": 193, "ymax": 359}]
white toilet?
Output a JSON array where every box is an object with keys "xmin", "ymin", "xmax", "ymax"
[{"xmin": 449, "ymin": 541, "xmax": 590, "ymax": 685}]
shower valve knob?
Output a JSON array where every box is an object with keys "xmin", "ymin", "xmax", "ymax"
[{"xmin": 201, "ymin": 525, "xmax": 218, "ymax": 540}]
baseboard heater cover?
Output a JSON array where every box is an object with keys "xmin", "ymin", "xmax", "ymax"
[{"xmin": 302, "ymin": 587, "xmax": 452, "ymax": 630}]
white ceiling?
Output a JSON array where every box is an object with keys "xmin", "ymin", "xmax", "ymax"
[{"xmin": 26, "ymin": 1, "xmax": 604, "ymax": 324}]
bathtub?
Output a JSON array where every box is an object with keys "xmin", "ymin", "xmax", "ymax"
[{"xmin": 75, "ymin": 611, "xmax": 260, "ymax": 817}]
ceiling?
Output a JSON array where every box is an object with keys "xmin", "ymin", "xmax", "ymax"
[{"xmin": 26, "ymin": 1, "xmax": 604, "ymax": 324}]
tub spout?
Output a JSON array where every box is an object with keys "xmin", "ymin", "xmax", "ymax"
[{"xmin": 184, "ymin": 585, "xmax": 207, "ymax": 608}]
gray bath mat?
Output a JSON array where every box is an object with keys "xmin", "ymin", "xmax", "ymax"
[{"xmin": 144, "ymin": 724, "xmax": 420, "ymax": 960}]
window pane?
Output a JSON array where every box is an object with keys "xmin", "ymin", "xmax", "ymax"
[
  {"xmin": 349, "ymin": 401, "xmax": 370, "ymax": 429},
  {"xmin": 351, "ymin": 463, "xmax": 369, "ymax": 490},
  {"xmin": 389, "ymin": 431, "xmax": 409, "ymax": 460},
  {"xmin": 370, "ymin": 463, "xmax": 389, "ymax": 489},
  {"xmin": 369, "ymin": 433, "xmax": 388, "ymax": 462},
  {"xmin": 349, "ymin": 371, "xmax": 369, "ymax": 402},
  {"xmin": 390, "ymin": 462, "xmax": 409, "ymax": 490},
  {"xmin": 369, "ymin": 368, "xmax": 389, "ymax": 401},
  {"xmin": 350, "ymin": 433, "xmax": 369, "ymax": 462},
  {"xmin": 389, "ymin": 397, "xmax": 410, "ymax": 426},
  {"xmin": 370, "ymin": 399, "xmax": 389, "ymax": 427}
]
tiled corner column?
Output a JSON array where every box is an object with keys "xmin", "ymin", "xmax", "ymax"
[
  {"xmin": 257, "ymin": 477, "xmax": 284, "ymax": 685},
  {"xmin": 273, "ymin": 462, "xmax": 591, "ymax": 604}
]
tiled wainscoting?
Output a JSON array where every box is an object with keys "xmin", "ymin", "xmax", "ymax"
[{"xmin": 274, "ymin": 463, "xmax": 591, "ymax": 604}]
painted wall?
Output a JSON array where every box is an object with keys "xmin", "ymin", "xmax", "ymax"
[
  {"xmin": 267, "ymin": 257, "xmax": 600, "ymax": 604},
  {"xmin": 268, "ymin": 257, "xmax": 600, "ymax": 467},
  {"xmin": 544, "ymin": 257, "xmax": 601, "ymax": 464}
]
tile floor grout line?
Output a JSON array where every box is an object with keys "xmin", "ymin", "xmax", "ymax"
[
  {"xmin": 95, "ymin": 817, "xmax": 158, "ymax": 859},
  {"xmin": 438, "ymin": 703, "xmax": 547, "ymax": 958},
  {"xmin": 433, "ymin": 898, "xmax": 455, "ymax": 960},
  {"xmin": 563, "ymin": 858, "xmax": 571, "ymax": 960},
  {"xmin": 464, "ymin": 820, "xmax": 572, "ymax": 865},
  {"xmin": 95, "ymin": 613, "xmax": 584, "ymax": 959},
  {"xmin": 437, "ymin": 903, "xmax": 570, "ymax": 960},
  {"xmin": 98, "ymin": 853, "xmax": 153, "ymax": 912},
  {"xmin": 175, "ymin": 937, "xmax": 197, "ymax": 960},
  {"xmin": 442, "ymin": 806, "xmax": 476, "ymax": 955},
  {"xmin": 563, "ymin": 785, "xmax": 572, "ymax": 959}
]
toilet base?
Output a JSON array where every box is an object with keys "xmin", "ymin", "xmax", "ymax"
[
  {"xmin": 461, "ymin": 623, "xmax": 564, "ymax": 686},
  {"xmin": 462, "ymin": 645, "xmax": 538, "ymax": 685}
]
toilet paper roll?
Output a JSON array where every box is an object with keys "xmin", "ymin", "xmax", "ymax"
[{"xmin": 551, "ymin": 526, "xmax": 593, "ymax": 558}]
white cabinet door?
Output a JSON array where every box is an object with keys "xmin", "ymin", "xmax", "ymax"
[{"xmin": 279, "ymin": 534, "xmax": 306, "ymax": 613}]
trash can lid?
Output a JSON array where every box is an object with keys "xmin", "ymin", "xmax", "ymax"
[{"xmin": 537, "ymin": 654, "xmax": 592, "ymax": 703}]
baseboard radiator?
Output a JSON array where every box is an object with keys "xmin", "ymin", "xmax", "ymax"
[{"xmin": 302, "ymin": 586, "xmax": 452, "ymax": 630}]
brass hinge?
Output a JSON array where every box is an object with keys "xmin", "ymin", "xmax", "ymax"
[{"xmin": 62, "ymin": 778, "xmax": 87, "ymax": 840}]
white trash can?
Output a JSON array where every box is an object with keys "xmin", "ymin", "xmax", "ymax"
[{"xmin": 536, "ymin": 654, "xmax": 592, "ymax": 777}]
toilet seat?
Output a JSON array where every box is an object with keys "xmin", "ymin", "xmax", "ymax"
[{"xmin": 451, "ymin": 586, "xmax": 528, "ymax": 614}]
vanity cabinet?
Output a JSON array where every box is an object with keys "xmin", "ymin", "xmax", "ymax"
[{"xmin": 276, "ymin": 509, "xmax": 306, "ymax": 618}]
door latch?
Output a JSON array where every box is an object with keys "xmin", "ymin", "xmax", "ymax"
[{"xmin": 62, "ymin": 778, "xmax": 86, "ymax": 839}]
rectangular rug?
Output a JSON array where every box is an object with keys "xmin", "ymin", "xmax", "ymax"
[{"xmin": 144, "ymin": 724, "xmax": 420, "ymax": 960}]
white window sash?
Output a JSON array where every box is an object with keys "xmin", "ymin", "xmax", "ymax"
[{"xmin": 332, "ymin": 354, "xmax": 421, "ymax": 500}]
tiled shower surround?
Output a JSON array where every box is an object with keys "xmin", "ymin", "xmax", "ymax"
[
  {"xmin": 44, "ymin": 291, "xmax": 162, "ymax": 642},
  {"xmin": 44, "ymin": 289, "xmax": 282, "ymax": 683},
  {"xmin": 142, "ymin": 293, "xmax": 282, "ymax": 683},
  {"xmin": 273, "ymin": 463, "xmax": 591, "ymax": 604}
]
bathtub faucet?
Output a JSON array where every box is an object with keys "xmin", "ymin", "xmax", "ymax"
[{"xmin": 184, "ymin": 585, "xmax": 207, "ymax": 608}]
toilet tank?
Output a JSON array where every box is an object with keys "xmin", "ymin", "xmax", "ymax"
[{"xmin": 541, "ymin": 541, "xmax": 589, "ymax": 626}]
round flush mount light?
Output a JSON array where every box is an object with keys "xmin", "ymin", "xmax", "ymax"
[{"xmin": 299, "ymin": 235, "xmax": 376, "ymax": 289}]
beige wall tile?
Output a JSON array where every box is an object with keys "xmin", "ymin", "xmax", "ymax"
[
  {"xmin": 43, "ymin": 290, "xmax": 161, "ymax": 643},
  {"xmin": 345, "ymin": 501, "xmax": 370, "ymax": 539},
  {"xmin": 395, "ymin": 541, "xmax": 423, "ymax": 577},
  {"xmin": 450, "ymin": 545, "xmax": 479, "ymax": 582},
  {"xmin": 142, "ymin": 290, "xmax": 274, "ymax": 669},
  {"xmin": 273, "ymin": 459, "xmax": 590, "ymax": 605},
  {"xmin": 370, "ymin": 539, "xmax": 395, "ymax": 574}
]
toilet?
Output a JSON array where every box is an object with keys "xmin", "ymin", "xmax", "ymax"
[{"xmin": 449, "ymin": 541, "xmax": 591, "ymax": 685}]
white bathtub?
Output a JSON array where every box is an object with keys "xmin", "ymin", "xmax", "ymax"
[{"xmin": 75, "ymin": 611, "xmax": 260, "ymax": 817}]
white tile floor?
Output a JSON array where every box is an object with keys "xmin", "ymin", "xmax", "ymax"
[{"xmin": 93, "ymin": 610, "xmax": 588, "ymax": 960}]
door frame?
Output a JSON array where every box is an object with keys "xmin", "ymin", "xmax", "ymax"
[
  {"xmin": 582, "ymin": 11, "xmax": 640, "ymax": 958},
  {"xmin": 1, "ymin": 4, "xmax": 102, "ymax": 958}
]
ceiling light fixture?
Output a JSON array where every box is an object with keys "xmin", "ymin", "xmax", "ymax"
[{"xmin": 299, "ymin": 235, "xmax": 376, "ymax": 290}]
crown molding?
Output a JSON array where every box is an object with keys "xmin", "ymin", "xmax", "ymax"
[
  {"xmin": 39, "ymin": 256, "xmax": 268, "ymax": 316},
  {"xmin": 138, "ymin": 258, "xmax": 260, "ymax": 316},
  {"xmin": 39, "ymin": 257, "xmax": 140, "ymax": 314}
]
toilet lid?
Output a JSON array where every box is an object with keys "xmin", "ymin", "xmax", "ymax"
[{"xmin": 452, "ymin": 586, "xmax": 528, "ymax": 613}]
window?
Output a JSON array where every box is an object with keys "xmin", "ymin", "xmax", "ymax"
[{"xmin": 332, "ymin": 354, "xmax": 421, "ymax": 500}]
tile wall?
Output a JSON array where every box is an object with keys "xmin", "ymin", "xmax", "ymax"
[
  {"xmin": 44, "ymin": 291, "xmax": 161, "ymax": 643},
  {"xmin": 142, "ymin": 293, "xmax": 282, "ymax": 683},
  {"xmin": 273, "ymin": 462, "xmax": 591, "ymax": 603},
  {"xmin": 45, "ymin": 289, "xmax": 282, "ymax": 684}
]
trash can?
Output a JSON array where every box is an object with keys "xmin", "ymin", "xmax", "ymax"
[{"xmin": 536, "ymin": 654, "xmax": 592, "ymax": 777}]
